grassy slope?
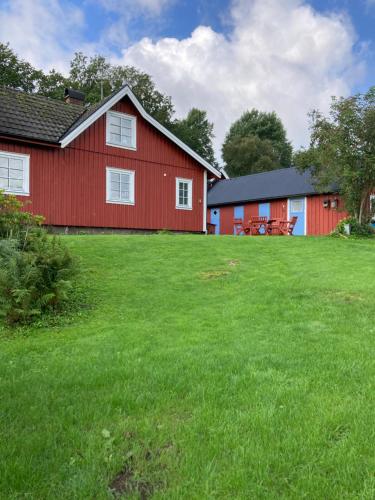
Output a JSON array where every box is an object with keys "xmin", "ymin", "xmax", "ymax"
[{"xmin": 1, "ymin": 235, "xmax": 374, "ymax": 499}]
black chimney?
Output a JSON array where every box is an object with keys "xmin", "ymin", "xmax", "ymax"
[{"xmin": 64, "ymin": 88, "xmax": 85, "ymax": 106}]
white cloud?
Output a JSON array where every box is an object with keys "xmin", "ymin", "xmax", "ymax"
[
  {"xmin": 117, "ymin": 0, "xmax": 365, "ymax": 159},
  {"xmin": 97, "ymin": 0, "xmax": 175, "ymax": 47},
  {"xmin": 0, "ymin": 0, "xmax": 88, "ymax": 72},
  {"xmin": 99, "ymin": 0, "xmax": 174, "ymax": 16}
]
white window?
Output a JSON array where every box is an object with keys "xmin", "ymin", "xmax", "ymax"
[
  {"xmin": 106, "ymin": 167, "xmax": 135, "ymax": 205},
  {"xmin": 290, "ymin": 199, "xmax": 304, "ymax": 212},
  {"xmin": 176, "ymin": 178, "xmax": 192, "ymax": 210},
  {"xmin": 106, "ymin": 111, "xmax": 136, "ymax": 150},
  {"xmin": 0, "ymin": 151, "xmax": 29, "ymax": 196}
]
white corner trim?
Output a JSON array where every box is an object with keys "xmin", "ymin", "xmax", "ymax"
[
  {"xmin": 304, "ymin": 196, "xmax": 307, "ymax": 236},
  {"xmin": 60, "ymin": 86, "xmax": 221, "ymax": 178},
  {"xmin": 220, "ymin": 169, "xmax": 229, "ymax": 179},
  {"xmin": 203, "ymin": 170, "xmax": 207, "ymax": 233},
  {"xmin": 0, "ymin": 150, "xmax": 30, "ymax": 196}
]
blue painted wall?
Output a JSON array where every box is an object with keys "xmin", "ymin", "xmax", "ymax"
[
  {"xmin": 234, "ymin": 205, "xmax": 244, "ymax": 234},
  {"xmin": 210, "ymin": 208, "xmax": 220, "ymax": 235},
  {"xmin": 258, "ymin": 202, "xmax": 270, "ymax": 234}
]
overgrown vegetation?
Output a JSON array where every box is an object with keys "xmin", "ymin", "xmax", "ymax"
[
  {"xmin": 294, "ymin": 86, "xmax": 375, "ymax": 225},
  {"xmin": 332, "ymin": 216, "xmax": 375, "ymax": 238},
  {"xmin": 0, "ymin": 191, "xmax": 77, "ymax": 324}
]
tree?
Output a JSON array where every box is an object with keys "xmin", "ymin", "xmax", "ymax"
[
  {"xmin": 222, "ymin": 109, "xmax": 292, "ymax": 177},
  {"xmin": 0, "ymin": 43, "xmax": 42, "ymax": 92},
  {"xmin": 222, "ymin": 136, "xmax": 278, "ymax": 177},
  {"xmin": 171, "ymin": 108, "xmax": 217, "ymax": 166},
  {"xmin": 36, "ymin": 69, "xmax": 69, "ymax": 100},
  {"xmin": 68, "ymin": 53, "xmax": 174, "ymax": 126},
  {"xmin": 294, "ymin": 87, "xmax": 375, "ymax": 224}
]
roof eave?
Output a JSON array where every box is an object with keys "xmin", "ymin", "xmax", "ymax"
[
  {"xmin": 59, "ymin": 85, "xmax": 221, "ymax": 178},
  {"xmin": 207, "ymin": 190, "xmax": 339, "ymax": 207},
  {"xmin": 0, "ymin": 133, "xmax": 60, "ymax": 148}
]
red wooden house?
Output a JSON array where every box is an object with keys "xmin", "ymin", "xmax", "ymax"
[
  {"xmin": 0, "ymin": 85, "xmax": 221, "ymax": 232},
  {"xmin": 207, "ymin": 167, "xmax": 349, "ymax": 235}
]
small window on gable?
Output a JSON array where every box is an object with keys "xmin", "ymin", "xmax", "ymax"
[
  {"xmin": 106, "ymin": 111, "xmax": 136, "ymax": 150},
  {"xmin": 0, "ymin": 151, "xmax": 29, "ymax": 196},
  {"xmin": 106, "ymin": 167, "xmax": 135, "ymax": 205},
  {"xmin": 176, "ymin": 178, "xmax": 192, "ymax": 210}
]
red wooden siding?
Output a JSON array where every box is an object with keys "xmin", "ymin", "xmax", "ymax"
[
  {"xmin": 271, "ymin": 199, "xmax": 287, "ymax": 219},
  {"xmin": 0, "ymin": 96, "xmax": 208, "ymax": 232},
  {"xmin": 222, "ymin": 206, "xmax": 236, "ymax": 234},
  {"xmin": 244, "ymin": 202, "xmax": 258, "ymax": 223},
  {"xmin": 307, "ymin": 194, "xmax": 347, "ymax": 235}
]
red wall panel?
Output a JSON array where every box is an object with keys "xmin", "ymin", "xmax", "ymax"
[
  {"xmin": 271, "ymin": 199, "xmax": 287, "ymax": 219},
  {"xmin": 307, "ymin": 194, "xmax": 347, "ymax": 235},
  {"xmin": 0, "ymin": 97, "xmax": 208, "ymax": 232},
  {"xmin": 244, "ymin": 202, "xmax": 258, "ymax": 222},
  {"xmin": 219, "ymin": 206, "xmax": 234, "ymax": 235}
]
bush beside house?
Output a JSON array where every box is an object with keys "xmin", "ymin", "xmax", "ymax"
[{"xmin": 0, "ymin": 191, "xmax": 77, "ymax": 324}]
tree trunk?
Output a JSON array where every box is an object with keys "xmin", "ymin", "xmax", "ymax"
[{"xmin": 359, "ymin": 189, "xmax": 372, "ymax": 224}]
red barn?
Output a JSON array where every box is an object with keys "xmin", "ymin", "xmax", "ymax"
[
  {"xmin": 207, "ymin": 167, "xmax": 349, "ymax": 235},
  {"xmin": 0, "ymin": 86, "xmax": 221, "ymax": 232}
]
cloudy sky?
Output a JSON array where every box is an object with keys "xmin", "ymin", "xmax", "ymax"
[{"xmin": 1, "ymin": 0, "xmax": 374, "ymax": 159}]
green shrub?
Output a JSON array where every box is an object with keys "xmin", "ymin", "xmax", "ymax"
[
  {"xmin": 0, "ymin": 191, "xmax": 43, "ymax": 247},
  {"xmin": 0, "ymin": 191, "xmax": 78, "ymax": 324},
  {"xmin": 332, "ymin": 217, "xmax": 375, "ymax": 238}
]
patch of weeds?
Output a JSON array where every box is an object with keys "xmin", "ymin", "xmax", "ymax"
[
  {"xmin": 325, "ymin": 290, "xmax": 365, "ymax": 304},
  {"xmin": 110, "ymin": 459, "xmax": 155, "ymax": 500},
  {"xmin": 199, "ymin": 270, "xmax": 230, "ymax": 280},
  {"xmin": 327, "ymin": 424, "xmax": 350, "ymax": 445},
  {"xmin": 109, "ymin": 431, "xmax": 173, "ymax": 499}
]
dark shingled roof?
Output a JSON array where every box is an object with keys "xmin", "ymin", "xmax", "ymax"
[
  {"xmin": 0, "ymin": 87, "xmax": 85, "ymax": 143},
  {"xmin": 207, "ymin": 167, "xmax": 331, "ymax": 206}
]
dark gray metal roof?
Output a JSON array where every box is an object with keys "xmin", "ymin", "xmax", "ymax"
[
  {"xmin": 207, "ymin": 167, "xmax": 330, "ymax": 206},
  {"xmin": 0, "ymin": 87, "xmax": 85, "ymax": 143}
]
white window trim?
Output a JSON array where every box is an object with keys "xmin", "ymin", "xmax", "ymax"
[
  {"xmin": 176, "ymin": 177, "xmax": 193, "ymax": 210},
  {"xmin": 106, "ymin": 110, "xmax": 137, "ymax": 151},
  {"xmin": 0, "ymin": 151, "xmax": 30, "ymax": 196},
  {"xmin": 106, "ymin": 167, "xmax": 135, "ymax": 205}
]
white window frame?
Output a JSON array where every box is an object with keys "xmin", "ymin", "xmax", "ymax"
[
  {"xmin": 0, "ymin": 151, "xmax": 30, "ymax": 196},
  {"xmin": 176, "ymin": 177, "xmax": 193, "ymax": 210},
  {"xmin": 106, "ymin": 110, "xmax": 137, "ymax": 150},
  {"xmin": 106, "ymin": 167, "xmax": 135, "ymax": 205}
]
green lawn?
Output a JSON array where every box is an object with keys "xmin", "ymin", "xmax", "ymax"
[{"xmin": 1, "ymin": 235, "xmax": 375, "ymax": 499}]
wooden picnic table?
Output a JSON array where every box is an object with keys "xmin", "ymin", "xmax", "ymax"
[{"xmin": 233, "ymin": 216, "xmax": 298, "ymax": 236}]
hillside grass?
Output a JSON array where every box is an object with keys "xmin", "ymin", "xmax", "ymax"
[{"xmin": 1, "ymin": 234, "xmax": 374, "ymax": 499}]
